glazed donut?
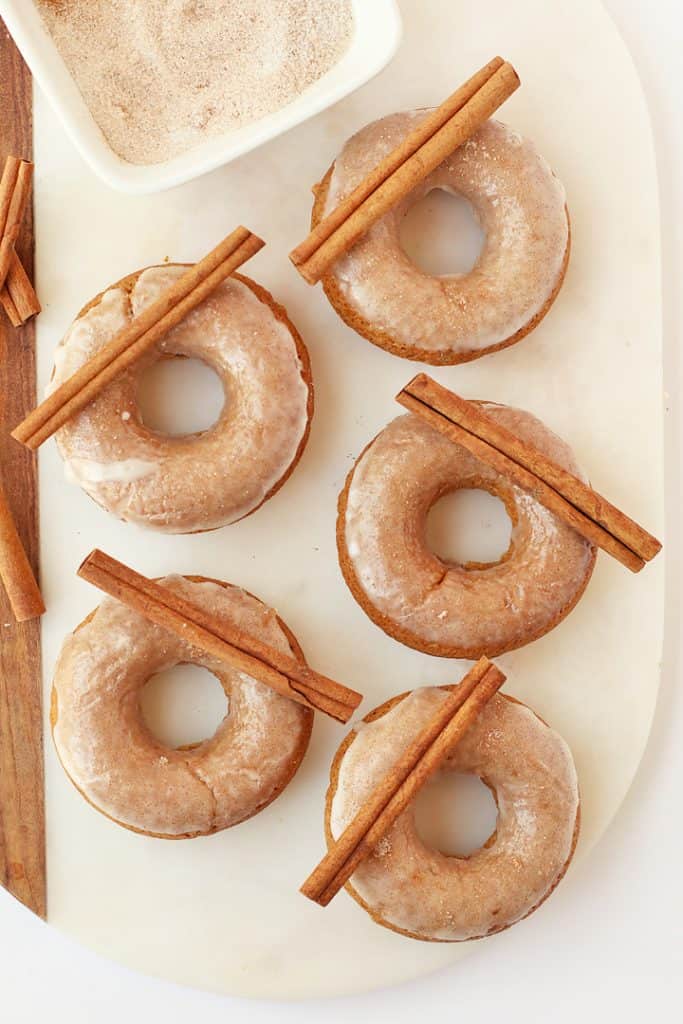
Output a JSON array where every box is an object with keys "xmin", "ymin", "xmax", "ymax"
[
  {"xmin": 326, "ymin": 686, "xmax": 580, "ymax": 941},
  {"xmin": 338, "ymin": 405, "xmax": 596, "ymax": 658},
  {"xmin": 312, "ymin": 116, "xmax": 569, "ymax": 364},
  {"xmin": 50, "ymin": 265, "xmax": 313, "ymax": 533},
  {"xmin": 51, "ymin": 575, "xmax": 313, "ymax": 838}
]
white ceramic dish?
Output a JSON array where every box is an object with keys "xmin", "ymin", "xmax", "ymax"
[{"xmin": 0, "ymin": 0, "xmax": 401, "ymax": 194}]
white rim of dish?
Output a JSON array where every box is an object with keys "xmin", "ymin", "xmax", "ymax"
[{"xmin": 0, "ymin": 0, "xmax": 403, "ymax": 194}]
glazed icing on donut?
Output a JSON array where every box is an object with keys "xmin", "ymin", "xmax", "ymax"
[
  {"xmin": 51, "ymin": 266, "xmax": 311, "ymax": 533},
  {"xmin": 51, "ymin": 577, "xmax": 313, "ymax": 837},
  {"xmin": 328, "ymin": 688, "xmax": 579, "ymax": 941},
  {"xmin": 321, "ymin": 116, "xmax": 568, "ymax": 361},
  {"xmin": 340, "ymin": 406, "xmax": 596, "ymax": 657}
]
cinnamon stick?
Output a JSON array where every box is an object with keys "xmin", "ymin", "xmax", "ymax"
[
  {"xmin": 0, "ymin": 159, "xmax": 33, "ymax": 293},
  {"xmin": 0, "ymin": 282, "xmax": 22, "ymax": 327},
  {"xmin": 301, "ymin": 657, "xmax": 506, "ymax": 906},
  {"xmin": 0, "ymin": 157, "xmax": 21, "ymax": 244},
  {"xmin": 0, "ymin": 482, "xmax": 45, "ymax": 621},
  {"xmin": 0, "ymin": 156, "xmax": 39, "ymax": 325},
  {"xmin": 13, "ymin": 226, "xmax": 264, "ymax": 450},
  {"xmin": 78, "ymin": 549, "xmax": 363, "ymax": 724},
  {"xmin": 290, "ymin": 58, "xmax": 519, "ymax": 284},
  {"xmin": 397, "ymin": 374, "xmax": 662, "ymax": 573},
  {"xmin": 4, "ymin": 250, "xmax": 41, "ymax": 322}
]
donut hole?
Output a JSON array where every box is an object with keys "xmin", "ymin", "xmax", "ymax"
[
  {"xmin": 399, "ymin": 187, "xmax": 485, "ymax": 276},
  {"xmin": 136, "ymin": 356, "xmax": 225, "ymax": 437},
  {"xmin": 413, "ymin": 770, "xmax": 498, "ymax": 858},
  {"xmin": 139, "ymin": 663, "xmax": 229, "ymax": 749},
  {"xmin": 426, "ymin": 488, "xmax": 513, "ymax": 568}
]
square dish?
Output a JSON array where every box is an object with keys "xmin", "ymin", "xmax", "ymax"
[{"xmin": 0, "ymin": 0, "xmax": 402, "ymax": 194}]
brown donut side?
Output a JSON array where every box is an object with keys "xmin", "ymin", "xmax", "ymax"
[
  {"xmin": 51, "ymin": 576, "xmax": 314, "ymax": 840},
  {"xmin": 335, "ymin": 429, "xmax": 598, "ymax": 660},
  {"xmin": 323, "ymin": 687, "xmax": 581, "ymax": 942},
  {"xmin": 311, "ymin": 166, "xmax": 571, "ymax": 366},
  {"xmin": 56, "ymin": 267, "xmax": 314, "ymax": 534}
]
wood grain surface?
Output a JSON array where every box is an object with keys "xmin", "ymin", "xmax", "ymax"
[{"xmin": 0, "ymin": 21, "xmax": 45, "ymax": 919}]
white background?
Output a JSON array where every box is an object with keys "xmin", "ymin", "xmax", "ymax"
[{"xmin": 0, "ymin": 1, "xmax": 680, "ymax": 1020}]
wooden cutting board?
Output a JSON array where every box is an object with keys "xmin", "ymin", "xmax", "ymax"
[{"xmin": 0, "ymin": 23, "xmax": 44, "ymax": 919}]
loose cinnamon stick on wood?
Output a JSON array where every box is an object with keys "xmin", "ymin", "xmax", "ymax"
[
  {"xmin": 0, "ymin": 281, "xmax": 22, "ymax": 327},
  {"xmin": 290, "ymin": 57, "xmax": 519, "ymax": 284},
  {"xmin": 0, "ymin": 156, "xmax": 39, "ymax": 325},
  {"xmin": 1, "ymin": 254, "xmax": 41, "ymax": 327},
  {"xmin": 0, "ymin": 483, "xmax": 45, "ymax": 621},
  {"xmin": 13, "ymin": 226, "xmax": 264, "ymax": 450},
  {"xmin": 4, "ymin": 250, "xmax": 41, "ymax": 322},
  {"xmin": 0, "ymin": 176, "xmax": 42, "ymax": 611},
  {"xmin": 397, "ymin": 374, "xmax": 662, "ymax": 573},
  {"xmin": 0, "ymin": 156, "xmax": 21, "ymax": 241},
  {"xmin": 0, "ymin": 158, "xmax": 33, "ymax": 292},
  {"xmin": 301, "ymin": 657, "xmax": 505, "ymax": 906},
  {"xmin": 78, "ymin": 549, "xmax": 363, "ymax": 724}
]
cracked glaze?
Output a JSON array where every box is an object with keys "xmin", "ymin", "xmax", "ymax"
[
  {"xmin": 329, "ymin": 687, "xmax": 579, "ymax": 941},
  {"xmin": 322, "ymin": 116, "xmax": 568, "ymax": 358},
  {"xmin": 342, "ymin": 406, "xmax": 596, "ymax": 656},
  {"xmin": 51, "ymin": 266, "xmax": 311, "ymax": 533},
  {"xmin": 51, "ymin": 576, "xmax": 312, "ymax": 836}
]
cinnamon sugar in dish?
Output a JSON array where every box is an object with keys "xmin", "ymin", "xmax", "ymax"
[{"xmin": 36, "ymin": 0, "xmax": 354, "ymax": 166}]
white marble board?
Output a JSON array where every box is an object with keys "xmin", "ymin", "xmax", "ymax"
[{"xmin": 32, "ymin": 0, "xmax": 664, "ymax": 1001}]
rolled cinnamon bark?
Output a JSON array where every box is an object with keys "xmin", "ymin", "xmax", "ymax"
[
  {"xmin": 0, "ymin": 159, "xmax": 33, "ymax": 293},
  {"xmin": 0, "ymin": 483, "xmax": 44, "ymax": 621},
  {"xmin": 290, "ymin": 58, "xmax": 519, "ymax": 284},
  {"xmin": 78, "ymin": 549, "xmax": 363, "ymax": 724},
  {"xmin": 397, "ymin": 374, "xmax": 662, "ymax": 572},
  {"xmin": 13, "ymin": 226, "xmax": 264, "ymax": 449},
  {"xmin": 300, "ymin": 658, "xmax": 505, "ymax": 906}
]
